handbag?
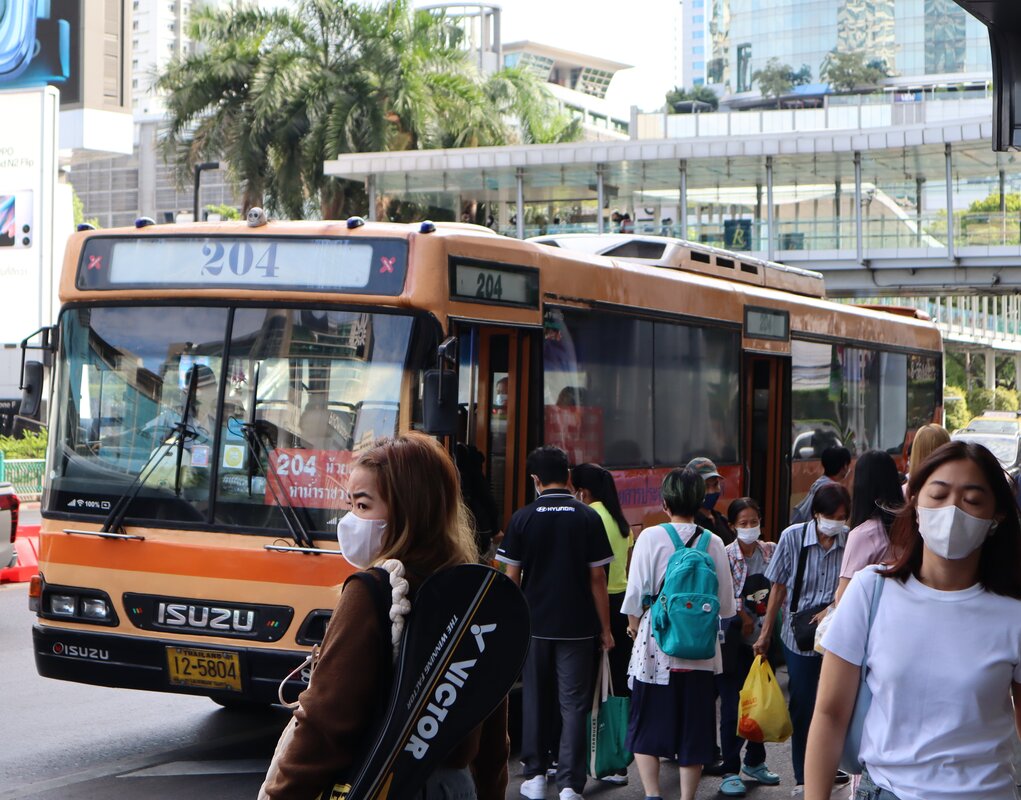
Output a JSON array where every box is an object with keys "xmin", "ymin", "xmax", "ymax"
[
  {"xmin": 839, "ymin": 570, "xmax": 886, "ymax": 774},
  {"xmin": 586, "ymin": 650, "xmax": 633, "ymax": 778},
  {"xmin": 788, "ymin": 524, "xmax": 830, "ymax": 652}
]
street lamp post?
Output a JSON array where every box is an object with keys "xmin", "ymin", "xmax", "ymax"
[{"xmin": 193, "ymin": 161, "xmax": 221, "ymax": 222}]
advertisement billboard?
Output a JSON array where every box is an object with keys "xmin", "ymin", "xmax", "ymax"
[
  {"xmin": 0, "ymin": 88, "xmax": 58, "ymax": 352},
  {"xmin": 0, "ymin": 0, "xmax": 81, "ymax": 103}
]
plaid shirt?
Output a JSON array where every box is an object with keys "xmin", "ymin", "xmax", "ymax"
[{"xmin": 725, "ymin": 539, "xmax": 776, "ymax": 610}]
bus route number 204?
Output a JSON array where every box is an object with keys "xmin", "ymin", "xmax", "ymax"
[
  {"xmin": 475, "ymin": 271, "xmax": 503, "ymax": 300},
  {"xmin": 202, "ymin": 242, "xmax": 279, "ymax": 279}
]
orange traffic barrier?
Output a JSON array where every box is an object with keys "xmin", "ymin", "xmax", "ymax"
[{"xmin": 0, "ymin": 524, "xmax": 40, "ymax": 584}]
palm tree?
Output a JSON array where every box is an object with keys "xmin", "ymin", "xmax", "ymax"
[
  {"xmin": 157, "ymin": 6, "xmax": 296, "ymax": 213},
  {"xmin": 158, "ymin": 0, "xmax": 584, "ymax": 220}
]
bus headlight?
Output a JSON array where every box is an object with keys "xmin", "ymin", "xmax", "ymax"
[
  {"xmin": 81, "ymin": 598, "xmax": 110, "ymax": 620},
  {"xmin": 50, "ymin": 594, "xmax": 76, "ymax": 615}
]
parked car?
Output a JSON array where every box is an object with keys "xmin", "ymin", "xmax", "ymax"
[
  {"xmin": 955, "ymin": 412, "xmax": 1021, "ymax": 437},
  {"xmin": 950, "ymin": 430, "xmax": 1021, "ymax": 477},
  {"xmin": 0, "ymin": 482, "xmax": 19, "ymax": 568}
]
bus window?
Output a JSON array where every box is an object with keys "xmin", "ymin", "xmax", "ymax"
[{"xmin": 215, "ymin": 308, "xmax": 414, "ymax": 535}]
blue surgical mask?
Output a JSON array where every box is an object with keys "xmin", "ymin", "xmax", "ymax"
[{"xmin": 703, "ymin": 492, "xmax": 721, "ymax": 510}]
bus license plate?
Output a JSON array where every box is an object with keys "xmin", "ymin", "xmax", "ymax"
[{"xmin": 166, "ymin": 646, "xmax": 242, "ymax": 692}]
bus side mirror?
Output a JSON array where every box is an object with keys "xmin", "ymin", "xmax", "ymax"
[
  {"xmin": 19, "ymin": 361, "xmax": 43, "ymax": 419},
  {"xmin": 422, "ymin": 369, "xmax": 458, "ymax": 436}
]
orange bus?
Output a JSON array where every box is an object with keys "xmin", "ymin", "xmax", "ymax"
[{"xmin": 28, "ymin": 218, "xmax": 941, "ymax": 706}]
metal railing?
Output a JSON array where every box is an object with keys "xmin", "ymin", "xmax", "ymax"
[
  {"xmin": 0, "ymin": 455, "xmax": 45, "ymax": 500},
  {"xmin": 502, "ymin": 212, "xmax": 1021, "ymax": 252}
]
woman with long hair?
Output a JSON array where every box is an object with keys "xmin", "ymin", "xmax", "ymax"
[
  {"xmin": 904, "ymin": 424, "xmax": 950, "ymax": 490},
  {"xmin": 572, "ymin": 463, "xmax": 634, "ymax": 698},
  {"xmin": 834, "ymin": 450, "xmax": 904, "ymax": 604},
  {"xmin": 261, "ymin": 432, "xmax": 509, "ymax": 800},
  {"xmin": 805, "ymin": 441, "xmax": 1021, "ymax": 800}
]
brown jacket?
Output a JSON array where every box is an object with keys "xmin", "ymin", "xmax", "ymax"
[{"xmin": 262, "ymin": 573, "xmax": 510, "ymax": 800}]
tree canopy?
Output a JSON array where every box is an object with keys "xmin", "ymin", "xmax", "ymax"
[
  {"xmin": 751, "ymin": 59, "xmax": 812, "ymax": 105},
  {"xmin": 157, "ymin": 0, "xmax": 580, "ymax": 219},
  {"xmin": 820, "ymin": 50, "xmax": 890, "ymax": 92},
  {"xmin": 665, "ymin": 84, "xmax": 719, "ymax": 112}
]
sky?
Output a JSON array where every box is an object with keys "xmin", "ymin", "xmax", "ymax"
[
  {"xmin": 262, "ymin": 0, "xmax": 683, "ymax": 114},
  {"xmin": 493, "ymin": 0, "xmax": 681, "ymax": 114}
]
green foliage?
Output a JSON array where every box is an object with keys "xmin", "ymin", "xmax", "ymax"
[
  {"xmin": 71, "ymin": 188, "xmax": 99, "ymax": 230},
  {"xmin": 944, "ymin": 390, "xmax": 969, "ymax": 432},
  {"xmin": 752, "ymin": 58, "xmax": 794, "ymax": 102},
  {"xmin": 967, "ymin": 193, "xmax": 1021, "ymax": 214},
  {"xmin": 944, "ymin": 352, "xmax": 966, "ymax": 390},
  {"xmin": 995, "ymin": 387, "xmax": 1020, "ymax": 411},
  {"xmin": 820, "ymin": 50, "xmax": 890, "ymax": 92},
  {"xmin": 967, "ymin": 387, "xmax": 994, "ymax": 416},
  {"xmin": 157, "ymin": 0, "xmax": 578, "ymax": 219},
  {"xmin": 665, "ymin": 85, "xmax": 719, "ymax": 112},
  {"xmin": 0, "ymin": 429, "xmax": 48, "ymax": 459},
  {"xmin": 205, "ymin": 203, "xmax": 242, "ymax": 221}
]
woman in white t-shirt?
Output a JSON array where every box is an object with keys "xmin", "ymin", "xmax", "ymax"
[{"xmin": 804, "ymin": 440, "xmax": 1021, "ymax": 800}]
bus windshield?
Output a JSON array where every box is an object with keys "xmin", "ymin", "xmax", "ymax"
[{"xmin": 47, "ymin": 305, "xmax": 416, "ymax": 535}]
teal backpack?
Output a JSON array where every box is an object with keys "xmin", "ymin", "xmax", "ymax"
[{"xmin": 649, "ymin": 524, "xmax": 720, "ymax": 660}]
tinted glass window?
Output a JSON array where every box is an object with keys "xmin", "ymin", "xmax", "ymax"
[
  {"xmin": 543, "ymin": 309, "xmax": 740, "ymax": 467},
  {"xmin": 653, "ymin": 321, "xmax": 740, "ymax": 465}
]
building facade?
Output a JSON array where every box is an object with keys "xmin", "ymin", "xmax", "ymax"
[{"xmin": 696, "ymin": 0, "xmax": 992, "ymax": 97}]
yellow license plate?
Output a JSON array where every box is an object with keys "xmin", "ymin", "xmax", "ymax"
[{"xmin": 166, "ymin": 646, "xmax": 242, "ymax": 692}]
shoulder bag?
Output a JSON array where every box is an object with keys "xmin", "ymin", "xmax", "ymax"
[
  {"xmin": 839, "ymin": 570, "xmax": 886, "ymax": 774},
  {"xmin": 789, "ymin": 524, "xmax": 830, "ymax": 652}
]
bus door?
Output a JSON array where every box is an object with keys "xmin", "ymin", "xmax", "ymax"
[
  {"xmin": 743, "ymin": 353, "xmax": 791, "ymax": 539},
  {"xmin": 455, "ymin": 324, "xmax": 534, "ymax": 529}
]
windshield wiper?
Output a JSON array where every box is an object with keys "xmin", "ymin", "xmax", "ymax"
[
  {"xmin": 100, "ymin": 369, "xmax": 200, "ymax": 534},
  {"xmin": 241, "ymin": 362, "xmax": 317, "ymax": 550}
]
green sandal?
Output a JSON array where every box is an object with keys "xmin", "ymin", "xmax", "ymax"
[{"xmin": 719, "ymin": 774, "xmax": 747, "ymax": 797}]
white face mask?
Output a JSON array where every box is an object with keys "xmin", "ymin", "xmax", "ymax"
[
  {"xmin": 337, "ymin": 513, "xmax": 388, "ymax": 569},
  {"xmin": 736, "ymin": 525, "xmax": 761, "ymax": 544},
  {"xmin": 917, "ymin": 504, "xmax": 995, "ymax": 560},
  {"xmin": 816, "ymin": 517, "xmax": 848, "ymax": 537},
  {"xmin": 494, "ymin": 393, "xmax": 507, "ymax": 407}
]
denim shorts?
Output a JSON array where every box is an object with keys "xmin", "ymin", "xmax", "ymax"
[{"xmin": 854, "ymin": 767, "xmax": 901, "ymax": 800}]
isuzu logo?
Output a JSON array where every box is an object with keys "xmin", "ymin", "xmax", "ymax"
[
  {"xmin": 156, "ymin": 602, "xmax": 255, "ymax": 633},
  {"xmin": 124, "ymin": 593, "xmax": 294, "ymax": 643},
  {"xmin": 53, "ymin": 642, "xmax": 109, "ymax": 661}
]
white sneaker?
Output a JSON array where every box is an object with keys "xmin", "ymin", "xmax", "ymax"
[
  {"xmin": 559, "ymin": 789, "xmax": 583, "ymax": 800},
  {"xmin": 520, "ymin": 776, "xmax": 547, "ymax": 800},
  {"xmin": 790, "ymin": 787, "xmax": 804, "ymax": 797}
]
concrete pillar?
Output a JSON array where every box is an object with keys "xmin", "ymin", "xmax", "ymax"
[
  {"xmin": 366, "ymin": 175, "xmax": 377, "ymax": 221},
  {"xmin": 766, "ymin": 156, "xmax": 775, "ymax": 261},
  {"xmin": 679, "ymin": 161, "xmax": 687, "ymax": 239},
  {"xmin": 854, "ymin": 152, "xmax": 863, "ymax": 262},
  {"xmin": 834, "ymin": 180, "xmax": 841, "ymax": 249},
  {"xmin": 965, "ymin": 351, "xmax": 972, "ymax": 393},
  {"xmin": 515, "ymin": 167, "xmax": 525, "ymax": 239},
  {"xmin": 915, "ymin": 177, "xmax": 924, "ymax": 247},
  {"xmin": 945, "ymin": 143, "xmax": 955, "ymax": 259},
  {"xmin": 986, "ymin": 348, "xmax": 996, "ymax": 391},
  {"xmin": 596, "ymin": 164, "xmax": 605, "ymax": 235}
]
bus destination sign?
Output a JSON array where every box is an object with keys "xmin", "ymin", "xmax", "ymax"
[
  {"xmin": 450, "ymin": 260, "xmax": 539, "ymax": 308},
  {"xmin": 76, "ymin": 236, "xmax": 408, "ymax": 295},
  {"xmin": 744, "ymin": 306, "xmax": 790, "ymax": 341}
]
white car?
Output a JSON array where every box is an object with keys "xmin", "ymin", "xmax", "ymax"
[{"xmin": 0, "ymin": 483, "xmax": 18, "ymax": 568}]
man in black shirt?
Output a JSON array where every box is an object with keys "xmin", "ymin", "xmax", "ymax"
[{"xmin": 497, "ymin": 446, "xmax": 614, "ymax": 800}]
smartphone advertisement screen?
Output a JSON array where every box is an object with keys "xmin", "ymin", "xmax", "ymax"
[{"xmin": 0, "ymin": 192, "xmax": 32, "ymax": 247}]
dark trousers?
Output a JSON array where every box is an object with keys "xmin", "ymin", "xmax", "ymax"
[
  {"xmin": 783, "ymin": 643, "xmax": 822, "ymax": 785},
  {"xmin": 521, "ymin": 637, "xmax": 595, "ymax": 793},
  {"xmin": 717, "ymin": 644, "xmax": 766, "ymax": 774},
  {"xmin": 607, "ymin": 592, "xmax": 632, "ymax": 697}
]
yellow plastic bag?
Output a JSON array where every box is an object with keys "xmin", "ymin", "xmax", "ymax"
[{"xmin": 738, "ymin": 655, "xmax": 793, "ymax": 743}]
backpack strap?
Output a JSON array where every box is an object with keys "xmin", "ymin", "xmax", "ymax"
[
  {"xmin": 789, "ymin": 523, "xmax": 810, "ymax": 614},
  {"xmin": 343, "ymin": 567, "xmax": 397, "ymax": 676},
  {"xmin": 689, "ymin": 528, "xmax": 709, "ymax": 553},
  {"xmin": 660, "ymin": 522, "xmax": 683, "ymax": 550}
]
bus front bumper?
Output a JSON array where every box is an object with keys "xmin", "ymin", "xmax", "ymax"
[{"xmin": 32, "ymin": 623, "xmax": 310, "ymax": 705}]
